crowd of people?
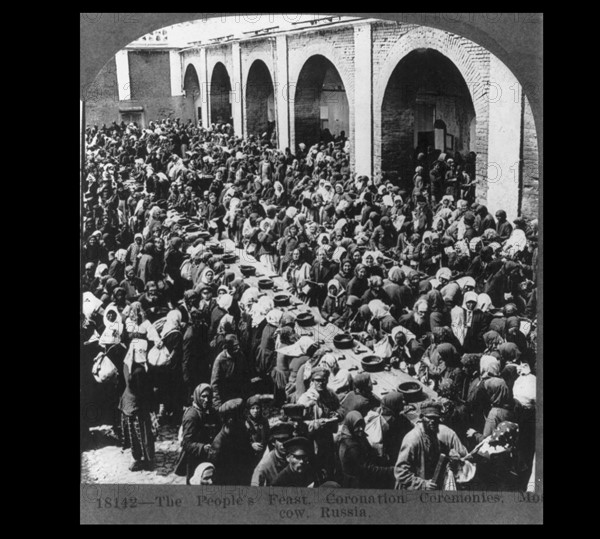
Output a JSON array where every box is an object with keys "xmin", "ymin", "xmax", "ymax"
[{"xmin": 81, "ymin": 117, "xmax": 538, "ymax": 491}]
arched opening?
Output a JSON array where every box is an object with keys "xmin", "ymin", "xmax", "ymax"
[
  {"xmin": 183, "ymin": 64, "xmax": 201, "ymax": 124},
  {"xmin": 246, "ymin": 60, "xmax": 276, "ymax": 142},
  {"xmin": 294, "ymin": 55, "xmax": 349, "ymax": 149},
  {"xmin": 381, "ymin": 48, "xmax": 475, "ymax": 189},
  {"xmin": 210, "ymin": 62, "xmax": 232, "ymax": 126}
]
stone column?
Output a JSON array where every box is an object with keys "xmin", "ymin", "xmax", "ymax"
[
  {"xmin": 199, "ymin": 48, "xmax": 210, "ymax": 127},
  {"xmin": 115, "ymin": 50, "xmax": 131, "ymax": 101},
  {"xmin": 275, "ymin": 34, "xmax": 290, "ymax": 151},
  {"xmin": 486, "ymin": 53, "xmax": 522, "ymax": 221},
  {"xmin": 354, "ymin": 23, "xmax": 373, "ymax": 178},
  {"xmin": 231, "ymin": 42, "xmax": 244, "ymax": 136},
  {"xmin": 169, "ymin": 49, "xmax": 183, "ymax": 96}
]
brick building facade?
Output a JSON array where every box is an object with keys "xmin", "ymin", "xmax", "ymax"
[{"xmin": 85, "ymin": 19, "xmax": 539, "ymax": 220}]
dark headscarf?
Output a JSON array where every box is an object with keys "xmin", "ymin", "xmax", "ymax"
[
  {"xmin": 340, "ymin": 410, "xmax": 365, "ymax": 438},
  {"xmin": 353, "ymin": 373, "xmax": 371, "ymax": 394},
  {"xmin": 419, "ymin": 279, "xmax": 432, "ymax": 296},
  {"xmin": 380, "ymin": 392, "xmax": 405, "ymax": 418},
  {"xmin": 432, "ymin": 326, "xmax": 454, "ymax": 344},
  {"xmin": 427, "ymin": 289, "xmax": 446, "ymax": 312},
  {"xmin": 497, "ymin": 342, "xmax": 521, "ymax": 366},
  {"xmin": 358, "ymin": 304, "xmax": 372, "ymax": 321},
  {"xmin": 192, "ymin": 383, "xmax": 212, "ymax": 409},
  {"xmin": 483, "ymin": 330, "xmax": 504, "ymax": 351},
  {"xmin": 434, "ymin": 342, "xmax": 460, "ymax": 368}
]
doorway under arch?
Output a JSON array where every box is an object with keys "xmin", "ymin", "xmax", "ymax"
[
  {"xmin": 294, "ymin": 55, "xmax": 349, "ymax": 150},
  {"xmin": 210, "ymin": 62, "xmax": 232, "ymax": 126}
]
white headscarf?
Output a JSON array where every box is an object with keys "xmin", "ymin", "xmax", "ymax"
[
  {"xmin": 115, "ymin": 249, "xmax": 127, "ymax": 263},
  {"xmin": 189, "ymin": 462, "xmax": 215, "ymax": 485},
  {"xmin": 240, "ymin": 287, "xmax": 260, "ymax": 310},
  {"xmin": 99, "ymin": 305, "xmax": 124, "ymax": 345},
  {"xmin": 266, "ymin": 309, "xmax": 284, "ymax": 327},
  {"xmin": 161, "ymin": 309, "xmax": 183, "ymax": 336},
  {"xmin": 368, "ymin": 299, "xmax": 390, "ymax": 319},
  {"xmin": 276, "ymin": 335, "xmax": 315, "ymax": 357},
  {"xmin": 94, "ymin": 263, "xmax": 108, "ymax": 278},
  {"xmin": 476, "ymin": 293, "xmax": 493, "ymax": 312},
  {"xmin": 216, "ymin": 293, "xmax": 233, "ymax": 312},
  {"xmin": 251, "ymin": 295, "xmax": 274, "ymax": 327}
]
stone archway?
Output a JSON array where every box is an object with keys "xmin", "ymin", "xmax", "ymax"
[
  {"xmin": 378, "ymin": 48, "xmax": 477, "ymax": 190},
  {"xmin": 288, "ymin": 43, "xmax": 354, "ymax": 160},
  {"xmin": 183, "ymin": 63, "xmax": 201, "ymax": 124},
  {"xmin": 245, "ymin": 60, "xmax": 276, "ymax": 142},
  {"xmin": 374, "ymin": 26, "xmax": 489, "ymax": 194},
  {"xmin": 209, "ymin": 62, "xmax": 232, "ymax": 126}
]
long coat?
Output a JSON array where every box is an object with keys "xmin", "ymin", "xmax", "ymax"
[
  {"xmin": 174, "ymin": 405, "xmax": 220, "ymax": 480},
  {"xmin": 207, "ymin": 422, "xmax": 255, "ymax": 486},
  {"xmin": 394, "ymin": 422, "xmax": 467, "ymax": 489}
]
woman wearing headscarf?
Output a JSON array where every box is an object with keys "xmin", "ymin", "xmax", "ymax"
[
  {"xmin": 383, "ymin": 266, "xmax": 413, "ymax": 315},
  {"xmin": 122, "ymin": 302, "xmax": 161, "ymax": 375},
  {"xmin": 189, "ymin": 462, "xmax": 215, "ymax": 486},
  {"xmin": 209, "ymin": 292, "xmax": 234, "ymax": 340},
  {"xmin": 482, "ymin": 330, "xmax": 504, "ymax": 358},
  {"xmin": 426, "ymin": 289, "xmax": 451, "ymax": 331},
  {"xmin": 153, "ymin": 309, "xmax": 185, "ymax": 423},
  {"xmin": 347, "ymin": 264, "xmax": 369, "ymax": 299},
  {"xmin": 137, "ymin": 242, "xmax": 161, "ymax": 285},
  {"xmin": 333, "ymin": 258, "xmax": 354, "ymax": 290},
  {"xmin": 361, "ymin": 251, "xmax": 384, "ymax": 279},
  {"xmin": 257, "ymin": 218, "xmax": 279, "ymax": 274},
  {"xmin": 467, "ymin": 374, "xmax": 516, "ymax": 444},
  {"xmin": 108, "ymin": 248, "xmax": 128, "ymax": 283},
  {"xmin": 100, "ymin": 277, "xmax": 119, "ymax": 308},
  {"xmin": 254, "ymin": 309, "xmax": 284, "ymax": 394},
  {"xmin": 365, "ymin": 300, "xmax": 396, "ymax": 336},
  {"xmin": 237, "ymin": 287, "xmax": 259, "ymax": 357},
  {"xmin": 247, "ymin": 295, "xmax": 274, "ymax": 377},
  {"xmin": 284, "ymin": 248, "xmax": 311, "ymax": 303},
  {"xmin": 421, "ymin": 341, "xmax": 461, "ymax": 390},
  {"xmin": 339, "ymin": 372, "xmax": 376, "ymax": 418},
  {"xmin": 272, "ymin": 180, "xmax": 288, "ymax": 207},
  {"xmin": 320, "ymin": 279, "xmax": 346, "ymax": 326},
  {"xmin": 271, "ymin": 325, "xmax": 299, "ymax": 406},
  {"xmin": 467, "ymin": 355, "xmax": 510, "ymax": 437},
  {"xmin": 280, "ymin": 336, "xmax": 318, "ymax": 402},
  {"xmin": 468, "ymin": 421, "xmax": 521, "ymax": 491},
  {"xmin": 120, "ymin": 265, "xmax": 144, "ymax": 302},
  {"xmin": 497, "ymin": 342, "xmax": 522, "ymax": 391},
  {"xmin": 336, "ymin": 411, "xmax": 395, "ymax": 489},
  {"xmin": 319, "ymin": 353, "xmax": 352, "ymax": 399},
  {"xmin": 366, "ymin": 392, "xmax": 408, "ymax": 463},
  {"xmin": 195, "ymin": 266, "xmax": 218, "ymax": 297},
  {"xmin": 118, "ymin": 315, "xmax": 156, "ymax": 472},
  {"xmin": 163, "ymin": 237, "xmax": 185, "ymax": 298},
  {"xmin": 174, "ymin": 383, "xmax": 221, "ymax": 483}
]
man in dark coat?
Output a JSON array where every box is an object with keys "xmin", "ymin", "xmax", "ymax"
[
  {"xmin": 210, "ymin": 335, "xmax": 250, "ymax": 409},
  {"xmin": 272, "ymin": 437, "xmax": 321, "ymax": 487},
  {"xmin": 251, "ymin": 422, "xmax": 294, "ymax": 486},
  {"xmin": 206, "ymin": 398, "xmax": 255, "ymax": 485},
  {"xmin": 462, "ymin": 291, "xmax": 492, "ymax": 353}
]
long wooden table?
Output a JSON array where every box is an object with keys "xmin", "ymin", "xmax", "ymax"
[{"xmin": 222, "ymin": 244, "xmax": 437, "ymax": 402}]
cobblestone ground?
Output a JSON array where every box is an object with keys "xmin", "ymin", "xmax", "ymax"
[
  {"xmin": 81, "ymin": 424, "xmax": 187, "ymax": 485},
  {"xmin": 81, "ymin": 404, "xmax": 282, "ymax": 484}
]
